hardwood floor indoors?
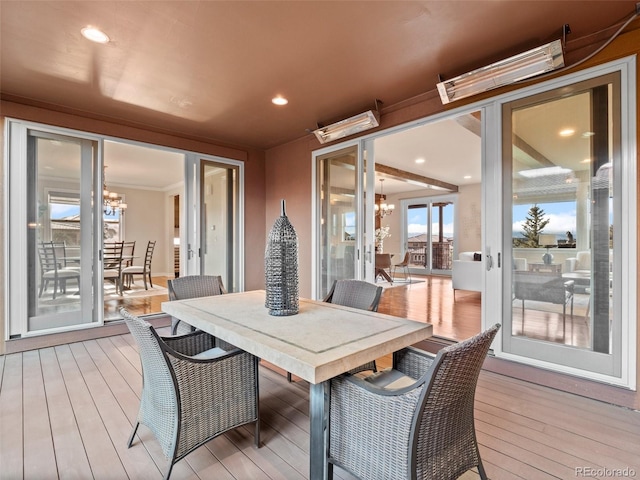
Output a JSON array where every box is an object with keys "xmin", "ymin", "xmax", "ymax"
[
  {"xmin": 106, "ymin": 274, "xmax": 483, "ymax": 342},
  {"xmin": 103, "ymin": 275, "xmax": 173, "ymax": 321}
]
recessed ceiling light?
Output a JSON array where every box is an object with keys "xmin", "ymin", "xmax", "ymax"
[
  {"xmin": 580, "ymin": 158, "xmax": 591, "ymax": 164},
  {"xmin": 582, "ymin": 131, "xmax": 595, "ymax": 138},
  {"xmin": 81, "ymin": 26, "xmax": 110, "ymax": 44},
  {"xmin": 415, "ymin": 158, "xmax": 425, "ymax": 164},
  {"xmin": 272, "ymin": 96, "xmax": 288, "ymax": 106},
  {"xmin": 559, "ymin": 128, "xmax": 575, "ymax": 137},
  {"xmin": 463, "ymin": 175, "xmax": 472, "ymax": 179}
]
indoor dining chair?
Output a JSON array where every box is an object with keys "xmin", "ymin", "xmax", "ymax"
[
  {"xmin": 38, "ymin": 241, "xmax": 80, "ymax": 299},
  {"xmin": 121, "ymin": 241, "xmax": 136, "ymax": 288},
  {"xmin": 121, "ymin": 308, "xmax": 260, "ymax": 480},
  {"xmin": 391, "ymin": 251, "xmax": 411, "ymax": 283},
  {"xmin": 328, "ymin": 324, "xmax": 500, "ymax": 480},
  {"xmin": 123, "ymin": 240, "xmax": 136, "ymax": 267},
  {"xmin": 122, "ymin": 240, "xmax": 155, "ymax": 289},
  {"xmin": 103, "ymin": 241, "xmax": 125, "ymax": 295}
]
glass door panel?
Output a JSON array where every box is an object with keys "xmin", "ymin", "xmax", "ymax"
[
  {"xmin": 404, "ymin": 196, "xmax": 455, "ymax": 276},
  {"xmin": 431, "ymin": 201, "xmax": 454, "ymax": 273},
  {"xmin": 317, "ymin": 146, "xmax": 359, "ymax": 298},
  {"xmin": 407, "ymin": 204, "xmax": 428, "ymax": 271},
  {"xmin": 26, "ymin": 132, "xmax": 96, "ymax": 332},
  {"xmin": 200, "ymin": 161, "xmax": 240, "ymax": 292},
  {"xmin": 503, "ymin": 72, "xmax": 623, "ymax": 376}
]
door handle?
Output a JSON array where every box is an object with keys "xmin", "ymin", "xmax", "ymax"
[{"xmin": 486, "ymin": 254, "xmax": 493, "ymax": 271}]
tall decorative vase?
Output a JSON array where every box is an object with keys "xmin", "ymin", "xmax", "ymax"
[{"xmin": 265, "ymin": 199, "xmax": 299, "ymax": 316}]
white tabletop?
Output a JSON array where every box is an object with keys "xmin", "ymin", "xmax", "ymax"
[{"xmin": 161, "ymin": 289, "xmax": 432, "ymax": 384}]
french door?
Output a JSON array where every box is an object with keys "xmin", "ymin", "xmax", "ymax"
[
  {"xmin": 183, "ymin": 155, "xmax": 243, "ymax": 292},
  {"xmin": 402, "ymin": 196, "xmax": 456, "ymax": 276},
  {"xmin": 7, "ymin": 123, "xmax": 100, "ymax": 335}
]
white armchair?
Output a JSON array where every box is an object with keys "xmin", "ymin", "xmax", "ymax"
[
  {"xmin": 513, "ymin": 257, "xmax": 528, "ymax": 271},
  {"xmin": 565, "ymin": 251, "xmax": 591, "ymax": 274},
  {"xmin": 452, "ymin": 251, "xmax": 482, "ymax": 297}
]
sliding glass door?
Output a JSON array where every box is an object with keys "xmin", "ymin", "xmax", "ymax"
[
  {"xmin": 500, "ymin": 67, "xmax": 635, "ymax": 383},
  {"xmin": 7, "ymin": 125, "xmax": 99, "ymax": 334}
]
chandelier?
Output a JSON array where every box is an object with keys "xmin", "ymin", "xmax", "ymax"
[
  {"xmin": 374, "ymin": 179, "xmax": 395, "ymax": 218},
  {"xmin": 103, "ymin": 166, "xmax": 127, "ymax": 216}
]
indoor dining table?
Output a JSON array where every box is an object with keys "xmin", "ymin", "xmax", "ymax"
[{"xmin": 162, "ymin": 289, "xmax": 432, "ymax": 480}]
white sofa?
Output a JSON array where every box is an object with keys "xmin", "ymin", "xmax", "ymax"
[{"xmin": 452, "ymin": 251, "xmax": 482, "ymax": 297}]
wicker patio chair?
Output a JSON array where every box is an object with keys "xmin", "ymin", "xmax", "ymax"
[
  {"xmin": 324, "ymin": 279, "xmax": 383, "ymax": 376},
  {"xmin": 328, "ymin": 323, "xmax": 500, "ymax": 480},
  {"xmin": 167, "ymin": 275, "xmax": 228, "ymax": 337},
  {"xmin": 286, "ymin": 279, "xmax": 383, "ymax": 382},
  {"xmin": 324, "ymin": 279, "xmax": 383, "ymax": 312},
  {"xmin": 121, "ymin": 308, "xmax": 260, "ymax": 480}
]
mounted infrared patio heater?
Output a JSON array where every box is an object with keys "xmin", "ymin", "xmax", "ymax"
[
  {"xmin": 313, "ymin": 101, "xmax": 381, "ymax": 144},
  {"xmin": 436, "ymin": 38, "xmax": 565, "ymax": 105}
]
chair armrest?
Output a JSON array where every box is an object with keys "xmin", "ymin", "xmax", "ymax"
[
  {"xmin": 161, "ymin": 329, "xmax": 216, "ymax": 356},
  {"xmin": 393, "ymin": 346, "xmax": 435, "ymax": 380},
  {"xmin": 338, "ymin": 370, "xmax": 424, "ymax": 396},
  {"xmin": 565, "ymin": 258, "xmax": 577, "ymax": 272},
  {"xmin": 564, "ymin": 280, "xmax": 575, "ymax": 298},
  {"xmin": 162, "ymin": 328, "xmax": 236, "ymax": 354}
]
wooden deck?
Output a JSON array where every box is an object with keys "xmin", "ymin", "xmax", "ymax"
[{"xmin": 1, "ymin": 330, "xmax": 639, "ymax": 480}]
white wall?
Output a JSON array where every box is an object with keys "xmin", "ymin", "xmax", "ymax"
[
  {"xmin": 456, "ymin": 183, "xmax": 482, "ymax": 254},
  {"xmin": 120, "ymin": 187, "xmax": 171, "ymax": 276}
]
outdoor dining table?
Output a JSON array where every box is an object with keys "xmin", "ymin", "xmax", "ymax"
[{"xmin": 162, "ymin": 289, "xmax": 432, "ymax": 480}]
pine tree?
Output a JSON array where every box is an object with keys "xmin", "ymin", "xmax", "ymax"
[{"xmin": 520, "ymin": 204, "xmax": 550, "ymax": 247}]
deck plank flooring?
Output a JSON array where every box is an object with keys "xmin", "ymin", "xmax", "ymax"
[
  {"xmin": 2, "ymin": 331, "xmax": 640, "ymax": 479},
  {"xmin": 4, "ymin": 275, "xmax": 639, "ymax": 478}
]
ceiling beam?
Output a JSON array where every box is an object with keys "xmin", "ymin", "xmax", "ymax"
[
  {"xmin": 512, "ymin": 134, "xmax": 555, "ymax": 167},
  {"xmin": 455, "ymin": 113, "xmax": 554, "ymax": 169},
  {"xmin": 455, "ymin": 113, "xmax": 481, "ymax": 137},
  {"xmin": 326, "ymin": 155, "xmax": 458, "ymax": 192},
  {"xmin": 375, "ymin": 163, "xmax": 458, "ymax": 192}
]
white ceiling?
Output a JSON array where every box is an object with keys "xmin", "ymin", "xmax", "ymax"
[
  {"xmin": 374, "ymin": 114, "xmax": 482, "ymax": 194},
  {"xmin": 103, "ymin": 141, "xmax": 183, "ymax": 190}
]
